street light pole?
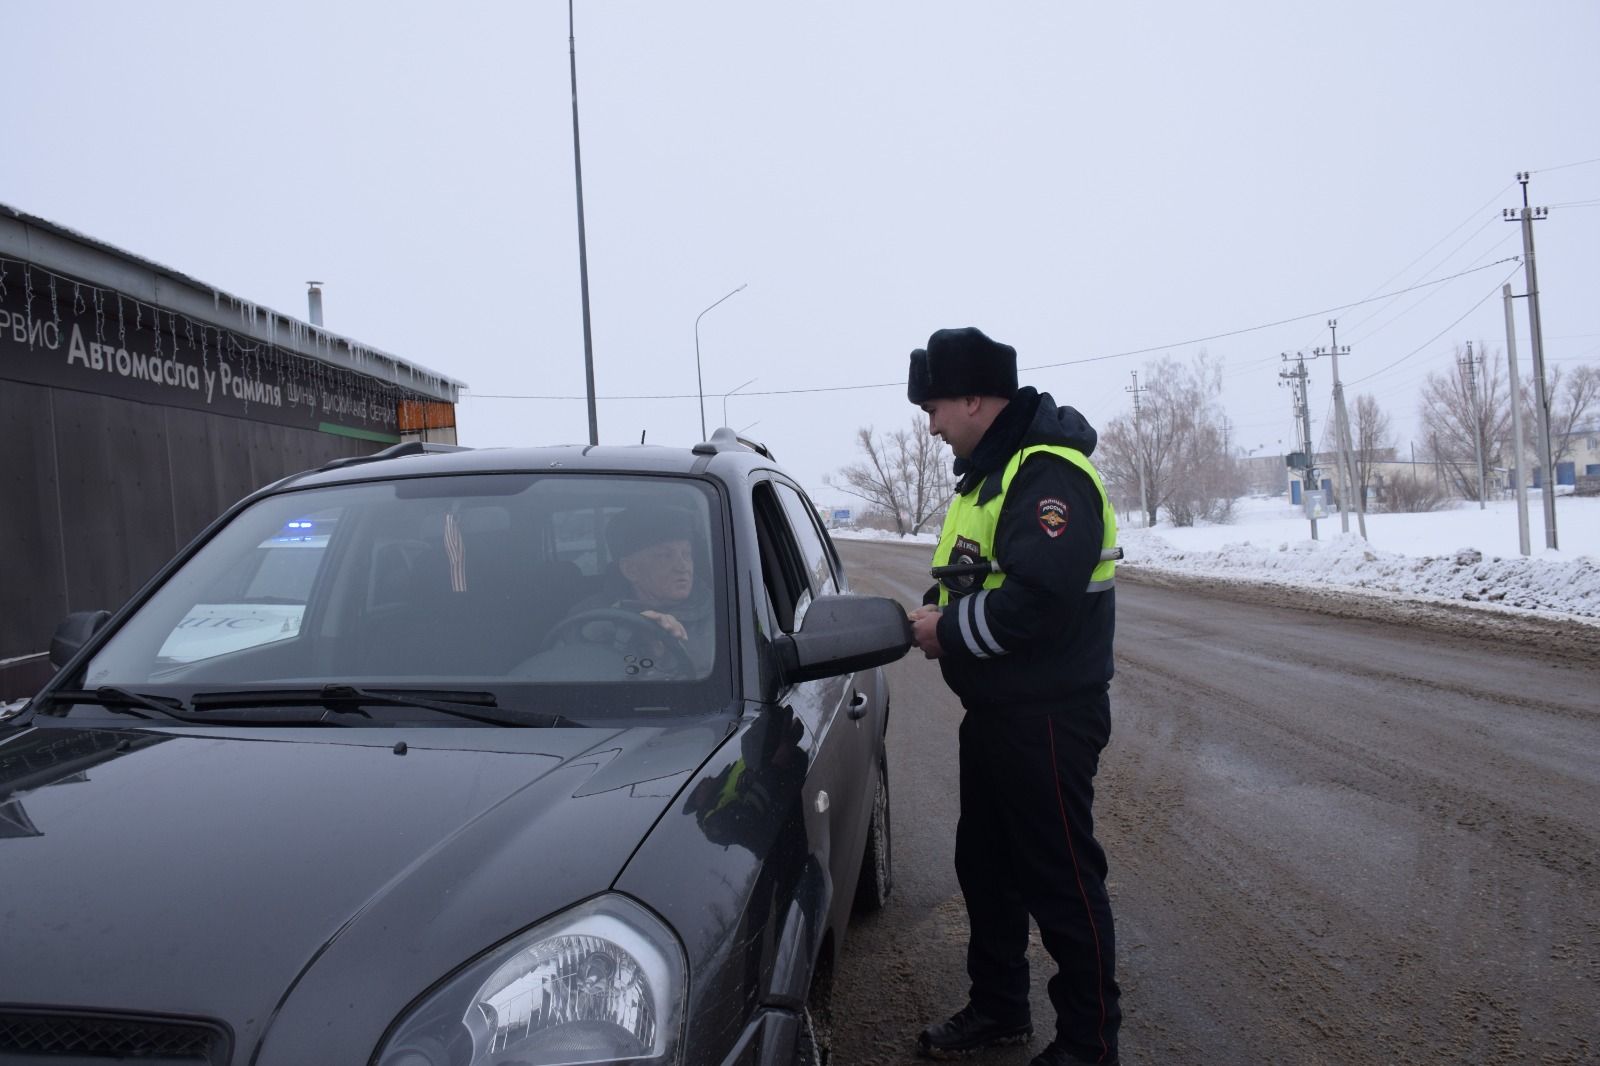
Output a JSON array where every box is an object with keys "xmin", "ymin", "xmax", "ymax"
[
  {"xmin": 722, "ymin": 377, "xmax": 756, "ymax": 429},
  {"xmin": 695, "ymin": 283, "xmax": 746, "ymax": 440},
  {"xmin": 567, "ymin": 0, "xmax": 598, "ymax": 445}
]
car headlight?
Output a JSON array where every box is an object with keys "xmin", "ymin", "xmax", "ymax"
[{"xmin": 376, "ymin": 894, "xmax": 686, "ymax": 1066}]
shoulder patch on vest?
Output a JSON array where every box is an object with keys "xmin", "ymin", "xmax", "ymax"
[{"xmin": 1037, "ymin": 497, "xmax": 1069, "ymax": 538}]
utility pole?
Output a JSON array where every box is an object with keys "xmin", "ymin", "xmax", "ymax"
[
  {"xmin": 1312, "ymin": 319, "xmax": 1367, "ymax": 539},
  {"xmin": 1125, "ymin": 371, "xmax": 1151, "ymax": 528},
  {"xmin": 1503, "ymin": 284, "xmax": 1531, "ymax": 556},
  {"xmin": 1460, "ymin": 340, "xmax": 1487, "ymax": 510},
  {"xmin": 1504, "ymin": 171, "xmax": 1556, "ymax": 547},
  {"xmin": 1279, "ymin": 352, "xmax": 1319, "ymax": 541}
]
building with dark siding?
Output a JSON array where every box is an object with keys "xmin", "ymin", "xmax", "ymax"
[{"xmin": 0, "ymin": 204, "xmax": 463, "ymax": 698}]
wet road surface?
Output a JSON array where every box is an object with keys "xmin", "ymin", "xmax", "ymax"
[{"xmin": 832, "ymin": 539, "xmax": 1600, "ymax": 1066}]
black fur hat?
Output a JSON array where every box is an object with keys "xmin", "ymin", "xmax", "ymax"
[
  {"xmin": 906, "ymin": 327, "xmax": 1018, "ymax": 403},
  {"xmin": 606, "ymin": 506, "xmax": 695, "ymax": 561}
]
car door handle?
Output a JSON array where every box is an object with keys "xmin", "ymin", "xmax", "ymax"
[{"xmin": 847, "ymin": 691, "xmax": 869, "ymax": 720}]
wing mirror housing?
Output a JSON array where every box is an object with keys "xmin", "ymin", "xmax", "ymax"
[
  {"xmin": 50, "ymin": 610, "xmax": 111, "ymax": 670},
  {"xmin": 773, "ymin": 595, "xmax": 913, "ymax": 685}
]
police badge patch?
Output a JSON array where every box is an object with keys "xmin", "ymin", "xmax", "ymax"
[{"xmin": 1037, "ymin": 498, "xmax": 1069, "ymax": 538}]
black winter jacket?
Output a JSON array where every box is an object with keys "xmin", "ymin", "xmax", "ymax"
[{"xmin": 926, "ymin": 388, "xmax": 1116, "ymax": 712}]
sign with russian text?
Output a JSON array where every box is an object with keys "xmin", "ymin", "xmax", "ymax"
[{"xmin": 0, "ymin": 257, "xmax": 415, "ymax": 437}]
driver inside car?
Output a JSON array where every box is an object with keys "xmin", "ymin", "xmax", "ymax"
[{"xmin": 559, "ymin": 506, "xmax": 716, "ymax": 676}]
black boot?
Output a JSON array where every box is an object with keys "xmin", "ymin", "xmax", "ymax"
[
  {"xmin": 1028, "ymin": 1038, "xmax": 1119, "ymax": 1066},
  {"xmin": 916, "ymin": 1003, "xmax": 1033, "ymax": 1059}
]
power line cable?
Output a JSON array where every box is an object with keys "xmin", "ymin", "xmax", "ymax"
[
  {"xmin": 463, "ymin": 258, "xmax": 1523, "ymax": 402},
  {"xmin": 1345, "ymin": 265, "xmax": 1523, "ymax": 387},
  {"xmin": 1293, "ymin": 181, "xmax": 1515, "ymax": 350},
  {"xmin": 1346, "ymin": 230, "xmax": 1520, "ymax": 347},
  {"xmin": 1285, "ymin": 158, "xmax": 1594, "ymax": 356},
  {"xmin": 1342, "ymin": 217, "xmax": 1508, "ymax": 341},
  {"xmin": 1533, "ymin": 155, "xmax": 1600, "ymax": 174}
]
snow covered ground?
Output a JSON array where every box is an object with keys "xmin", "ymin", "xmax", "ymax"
[{"xmin": 832, "ymin": 494, "xmax": 1600, "ymax": 625}]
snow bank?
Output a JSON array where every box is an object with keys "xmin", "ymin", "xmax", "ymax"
[
  {"xmin": 836, "ymin": 496, "xmax": 1600, "ymax": 624},
  {"xmin": 1124, "ymin": 527, "xmax": 1600, "ymax": 620},
  {"xmin": 831, "ymin": 528, "xmax": 939, "ymax": 545},
  {"xmin": 1124, "ymin": 496, "xmax": 1600, "ymax": 622}
]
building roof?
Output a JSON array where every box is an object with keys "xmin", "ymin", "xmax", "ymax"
[{"xmin": 0, "ymin": 202, "xmax": 461, "ymax": 403}]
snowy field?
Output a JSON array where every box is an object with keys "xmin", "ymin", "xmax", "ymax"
[{"xmin": 833, "ymin": 494, "xmax": 1600, "ymax": 625}]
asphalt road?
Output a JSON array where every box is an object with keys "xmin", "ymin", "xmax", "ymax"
[{"xmin": 831, "ymin": 539, "xmax": 1600, "ymax": 1066}]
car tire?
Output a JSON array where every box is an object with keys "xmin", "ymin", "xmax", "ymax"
[{"xmin": 851, "ymin": 753, "xmax": 892, "ymax": 914}]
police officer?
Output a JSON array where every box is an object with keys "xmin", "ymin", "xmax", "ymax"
[{"xmin": 906, "ymin": 327, "xmax": 1121, "ymax": 1066}]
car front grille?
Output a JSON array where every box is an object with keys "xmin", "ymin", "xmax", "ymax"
[{"xmin": 0, "ymin": 1009, "xmax": 228, "ymax": 1063}]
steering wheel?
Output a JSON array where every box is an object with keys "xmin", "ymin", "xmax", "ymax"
[{"xmin": 540, "ymin": 608, "xmax": 697, "ymax": 679}]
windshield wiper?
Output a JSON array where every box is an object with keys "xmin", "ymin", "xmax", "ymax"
[
  {"xmin": 46, "ymin": 687, "xmax": 347, "ymax": 727},
  {"xmin": 47, "ymin": 686, "xmax": 189, "ymax": 719},
  {"xmin": 189, "ymin": 685, "xmax": 577, "ymax": 728}
]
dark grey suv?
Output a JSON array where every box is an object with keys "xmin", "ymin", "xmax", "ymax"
[{"xmin": 0, "ymin": 430, "xmax": 909, "ymax": 1066}]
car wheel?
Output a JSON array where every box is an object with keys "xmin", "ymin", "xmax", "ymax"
[{"xmin": 851, "ymin": 754, "xmax": 892, "ymax": 913}]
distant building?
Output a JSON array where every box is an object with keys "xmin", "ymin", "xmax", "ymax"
[
  {"xmin": 1, "ymin": 204, "xmax": 464, "ymax": 697},
  {"xmin": 1563, "ymin": 422, "xmax": 1600, "ymax": 494}
]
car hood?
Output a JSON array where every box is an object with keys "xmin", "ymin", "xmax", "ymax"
[{"xmin": 0, "ymin": 717, "xmax": 729, "ymax": 1059}]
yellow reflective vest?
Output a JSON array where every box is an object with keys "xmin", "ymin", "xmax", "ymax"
[{"xmin": 934, "ymin": 444, "xmax": 1119, "ymax": 609}]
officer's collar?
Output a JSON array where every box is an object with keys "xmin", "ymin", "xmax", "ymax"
[{"xmin": 953, "ymin": 387, "xmax": 1040, "ymax": 501}]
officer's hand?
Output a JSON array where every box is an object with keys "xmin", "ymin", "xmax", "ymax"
[{"xmin": 909, "ymin": 606, "xmax": 944, "ymax": 659}]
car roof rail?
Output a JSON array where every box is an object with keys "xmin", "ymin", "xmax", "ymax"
[
  {"xmin": 317, "ymin": 440, "xmax": 471, "ymax": 472},
  {"xmin": 691, "ymin": 426, "xmax": 774, "ymax": 460}
]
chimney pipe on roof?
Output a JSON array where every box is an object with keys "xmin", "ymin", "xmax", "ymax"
[{"xmin": 306, "ymin": 281, "xmax": 324, "ymax": 326}]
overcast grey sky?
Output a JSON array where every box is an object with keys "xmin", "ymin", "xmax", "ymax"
[{"xmin": 7, "ymin": 1, "xmax": 1598, "ymax": 505}]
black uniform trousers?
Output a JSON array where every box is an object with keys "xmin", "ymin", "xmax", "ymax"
[{"xmin": 955, "ymin": 691, "xmax": 1120, "ymax": 1064}]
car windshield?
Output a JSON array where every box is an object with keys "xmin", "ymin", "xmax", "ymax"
[{"xmin": 79, "ymin": 473, "xmax": 733, "ymax": 721}]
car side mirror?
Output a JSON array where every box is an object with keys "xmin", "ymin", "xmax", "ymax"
[
  {"xmin": 773, "ymin": 595, "xmax": 912, "ymax": 685},
  {"xmin": 50, "ymin": 610, "xmax": 112, "ymax": 670}
]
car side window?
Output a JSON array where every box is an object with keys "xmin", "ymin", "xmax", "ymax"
[
  {"xmin": 774, "ymin": 484, "xmax": 839, "ymax": 596},
  {"xmin": 752, "ymin": 482, "xmax": 810, "ymax": 634}
]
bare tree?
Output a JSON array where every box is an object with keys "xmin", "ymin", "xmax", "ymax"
[
  {"xmin": 1097, "ymin": 417, "xmax": 1161, "ymax": 526},
  {"xmin": 1164, "ymin": 415, "xmax": 1243, "ymax": 526},
  {"xmin": 1418, "ymin": 343, "xmax": 1511, "ymax": 501},
  {"xmin": 1098, "ymin": 353, "xmax": 1241, "ymax": 527},
  {"xmin": 1380, "ymin": 473, "xmax": 1448, "ymax": 514},
  {"xmin": 1521, "ymin": 363, "xmax": 1600, "ymax": 472},
  {"xmin": 1351, "ymin": 393, "xmax": 1395, "ymax": 507},
  {"xmin": 826, "ymin": 420, "xmax": 952, "ymax": 535}
]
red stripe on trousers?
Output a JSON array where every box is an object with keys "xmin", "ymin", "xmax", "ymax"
[{"xmin": 1047, "ymin": 716, "xmax": 1111, "ymax": 1064}]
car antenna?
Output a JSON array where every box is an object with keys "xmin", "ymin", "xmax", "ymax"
[{"xmin": 640, "ymin": 430, "xmax": 646, "ymax": 444}]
